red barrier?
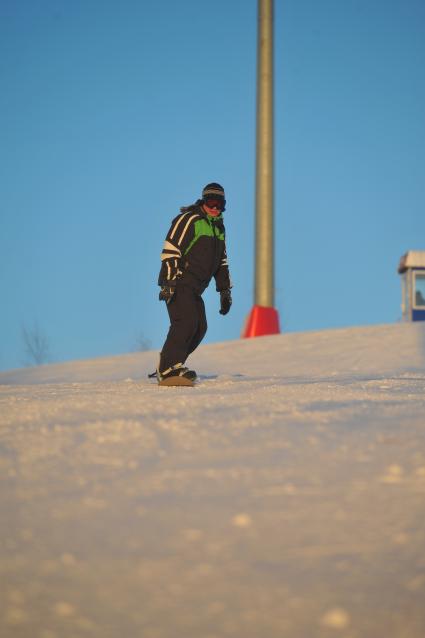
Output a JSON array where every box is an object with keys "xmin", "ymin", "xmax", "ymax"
[{"xmin": 242, "ymin": 305, "xmax": 280, "ymax": 338}]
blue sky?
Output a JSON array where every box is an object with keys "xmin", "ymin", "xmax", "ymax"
[{"xmin": 1, "ymin": 0, "xmax": 424, "ymax": 371}]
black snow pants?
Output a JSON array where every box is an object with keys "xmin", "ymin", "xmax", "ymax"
[{"xmin": 159, "ymin": 284, "xmax": 207, "ymax": 373}]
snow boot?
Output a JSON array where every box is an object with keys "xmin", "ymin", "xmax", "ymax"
[{"xmin": 157, "ymin": 363, "xmax": 197, "ymax": 387}]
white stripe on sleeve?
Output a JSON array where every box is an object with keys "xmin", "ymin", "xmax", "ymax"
[
  {"xmin": 169, "ymin": 213, "xmax": 190, "ymax": 240},
  {"xmin": 177, "ymin": 214, "xmax": 198, "ymax": 246}
]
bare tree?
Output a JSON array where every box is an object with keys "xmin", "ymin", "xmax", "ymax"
[
  {"xmin": 22, "ymin": 322, "xmax": 51, "ymax": 366},
  {"xmin": 133, "ymin": 331, "xmax": 151, "ymax": 352}
]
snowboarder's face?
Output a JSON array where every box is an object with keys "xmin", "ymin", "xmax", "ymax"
[{"xmin": 203, "ymin": 198, "xmax": 224, "ymax": 217}]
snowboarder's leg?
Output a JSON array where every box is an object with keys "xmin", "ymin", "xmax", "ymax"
[
  {"xmin": 159, "ymin": 286, "xmax": 200, "ymax": 374},
  {"xmin": 186, "ymin": 294, "xmax": 207, "ymax": 357}
]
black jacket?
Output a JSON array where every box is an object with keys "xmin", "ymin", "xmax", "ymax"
[{"xmin": 158, "ymin": 205, "xmax": 231, "ymax": 294}]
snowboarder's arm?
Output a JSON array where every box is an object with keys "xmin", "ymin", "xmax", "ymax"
[
  {"xmin": 158, "ymin": 213, "xmax": 198, "ymax": 284},
  {"xmin": 214, "ymin": 243, "xmax": 232, "ymax": 292}
]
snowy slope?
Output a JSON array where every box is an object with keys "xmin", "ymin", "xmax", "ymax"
[
  {"xmin": 1, "ymin": 323, "xmax": 425, "ymax": 638},
  {"xmin": 0, "ymin": 322, "xmax": 423, "ymax": 385}
]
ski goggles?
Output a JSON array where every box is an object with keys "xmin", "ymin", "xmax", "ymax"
[{"xmin": 205, "ymin": 197, "xmax": 225, "ymax": 211}]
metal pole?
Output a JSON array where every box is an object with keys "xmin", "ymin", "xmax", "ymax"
[
  {"xmin": 255, "ymin": 0, "xmax": 274, "ymax": 307},
  {"xmin": 241, "ymin": 0, "xmax": 279, "ymax": 338}
]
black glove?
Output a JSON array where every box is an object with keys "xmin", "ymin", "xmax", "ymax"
[
  {"xmin": 159, "ymin": 285, "xmax": 176, "ymax": 304},
  {"xmin": 219, "ymin": 289, "xmax": 232, "ymax": 315}
]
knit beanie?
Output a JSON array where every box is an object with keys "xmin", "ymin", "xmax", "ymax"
[{"xmin": 202, "ymin": 183, "xmax": 225, "ymax": 200}]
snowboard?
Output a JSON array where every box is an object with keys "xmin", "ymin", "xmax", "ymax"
[
  {"xmin": 158, "ymin": 376, "xmax": 195, "ymax": 387},
  {"xmin": 148, "ymin": 371, "xmax": 195, "ymax": 387}
]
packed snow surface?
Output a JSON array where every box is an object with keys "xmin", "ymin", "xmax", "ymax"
[{"xmin": 1, "ymin": 323, "xmax": 425, "ymax": 638}]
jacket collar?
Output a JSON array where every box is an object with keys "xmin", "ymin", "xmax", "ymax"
[{"xmin": 199, "ymin": 204, "xmax": 223, "ymax": 221}]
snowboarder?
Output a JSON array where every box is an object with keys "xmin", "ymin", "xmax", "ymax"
[{"xmin": 155, "ymin": 183, "xmax": 232, "ymax": 386}]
